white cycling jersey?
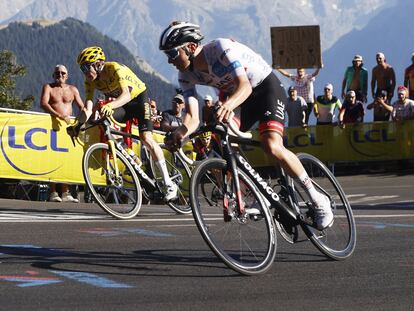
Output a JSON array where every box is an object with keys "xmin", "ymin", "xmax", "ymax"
[{"xmin": 179, "ymin": 38, "xmax": 272, "ymax": 98}]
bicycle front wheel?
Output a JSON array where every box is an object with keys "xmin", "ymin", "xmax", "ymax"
[
  {"xmin": 149, "ymin": 147, "xmax": 192, "ymax": 214},
  {"xmin": 291, "ymin": 153, "xmax": 356, "ymax": 260},
  {"xmin": 190, "ymin": 158, "xmax": 277, "ymax": 275},
  {"xmin": 82, "ymin": 143, "xmax": 142, "ymax": 219}
]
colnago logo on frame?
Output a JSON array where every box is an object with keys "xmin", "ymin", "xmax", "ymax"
[{"xmin": 238, "ymin": 155, "xmax": 280, "ymax": 202}]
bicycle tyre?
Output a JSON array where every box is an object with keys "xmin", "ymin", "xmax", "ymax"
[
  {"xmin": 82, "ymin": 143, "xmax": 143, "ymax": 219},
  {"xmin": 149, "ymin": 147, "xmax": 192, "ymax": 214},
  {"xmin": 190, "ymin": 158, "xmax": 277, "ymax": 275},
  {"xmin": 291, "ymin": 153, "xmax": 356, "ymax": 260}
]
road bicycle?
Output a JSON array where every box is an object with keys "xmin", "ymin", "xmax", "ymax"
[
  {"xmin": 188, "ymin": 122, "xmax": 356, "ymax": 275},
  {"xmin": 71, "ymin": 116, "xmax": 192, "ymax": 219}
]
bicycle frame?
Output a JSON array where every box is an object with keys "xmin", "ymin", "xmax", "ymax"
[
  {"xmin": 89, "ymin": 118, "xmax": 157, "ymax": 189},
  {"xmin": 222, "ymin": 135, "xmax": 298, "ymax": 223},
  {"xmin": 191, "ymin": 123, "xmax": 298, "ymax": 223}
]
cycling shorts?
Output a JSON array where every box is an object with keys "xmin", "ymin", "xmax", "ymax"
[
  {"xmin": 112, "ymin": 90, "xmax": 153, "ymax": 132},
  {"xmin": 239, "ymin": 72, "xmax": 286, "ymax": 136}
]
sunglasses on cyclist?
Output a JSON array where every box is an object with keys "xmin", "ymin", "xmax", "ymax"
[
  {"xmin": 80, "ymin": 63, "xmax": 93, "ymax": 74},
  {"xmin": 164, "ymin": 46, "xmax": 182, "ymax": 61}
]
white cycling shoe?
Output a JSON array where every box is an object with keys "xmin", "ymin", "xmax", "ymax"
[
  {"xmin": 164, "ymin": 183, "xmax": 178, "ymax": 202},
  {"xmin": 313, "ymin": 194, "xmax": 334, "ymax": 230}
]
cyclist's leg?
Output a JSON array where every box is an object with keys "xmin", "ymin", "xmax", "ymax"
[
  {"xmin": 129, "ymin": 92, "xmax": 177, "ymax": 201},
  {"xmin": 242, "ymin": 73, "xmax": 333, "ymax": 230}
]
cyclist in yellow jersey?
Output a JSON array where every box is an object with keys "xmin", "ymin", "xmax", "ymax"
[{"xmin": 71, "ymin": 46, "xmax": 178, "ymax": 201}]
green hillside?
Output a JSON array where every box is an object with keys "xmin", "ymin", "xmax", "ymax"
[{"xmin": 0, "ymin": 18, "xmax": 176, "ymax": 112}]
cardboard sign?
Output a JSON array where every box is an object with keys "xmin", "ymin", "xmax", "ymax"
[{"xmin": 271, "ymin": 25, "xmax": 322, "ymax": 69}]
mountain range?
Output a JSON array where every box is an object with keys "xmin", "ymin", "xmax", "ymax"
[
  {"xmin": 0, "ymin": 18, "xmax": 176, "ymax": 111},
  {"xmin": 0, "ymin": 0, "xmax": 396, "ymax": 83},
  {"xmin": 0, "ymin": 0, "xmax": 410, "ymax": 122}
]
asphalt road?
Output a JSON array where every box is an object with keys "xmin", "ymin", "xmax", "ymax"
[{"xmin": 0, "ymin": 172, "xmax": 413, "ymax": 311}]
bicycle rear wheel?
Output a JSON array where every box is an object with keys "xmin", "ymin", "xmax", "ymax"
[
  {"xmin": 190, "ymin": 158, "xmax": 277, "ymax": 275},
  {"xmin": 149, "ymin": 147, "xmax": 192, "ymax": 214},
  {"xmin": 82, "ymin": 143, "xmax": 142, "ymax": 219},
  {"xmin": 291, "ymin": 153, "xmax": 356, "ymax": 260}
]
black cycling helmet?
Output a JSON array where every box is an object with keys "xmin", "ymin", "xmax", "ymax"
[{"xmin": 159, "ymin": 21, "xmax": 204, "ymax": 51}]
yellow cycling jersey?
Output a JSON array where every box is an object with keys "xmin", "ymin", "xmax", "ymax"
[{"xmin": 84, "ymin": 62, "xmax": 146, "ymax": 101}]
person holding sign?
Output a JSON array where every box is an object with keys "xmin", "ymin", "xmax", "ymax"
[{"xmin": 276, "ymin": 67, "xmax": 320, "ymax": 125}]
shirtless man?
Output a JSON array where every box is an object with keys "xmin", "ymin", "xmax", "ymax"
[
  {"xmin": 371, "ymin": 52, "xmax": 396, "ymax": 102},
  {"xmin": 40, "ymin": 64, "xmax": 84, "ymax": 203}
]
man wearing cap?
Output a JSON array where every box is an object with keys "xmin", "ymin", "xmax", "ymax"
[
  {"xmin": 371, "ymin": 52, "xmax": 396, "ymax": 102},
  {"xmin": 403, "ymin": 53, "xmax": 414, "ymax": 100},
  {"xmin": 367, "ymin": 90, "xmax": 392, "ymax": 121},
  {"xmin": 338, "ymin": 90, "xmax": 364, "ymax": 128},
  {"xmin": 314, "ymin": 83, "xmax": 342, "ymax": 125},
  {"xmin": 341, "ymin": 55, "xmax": 368, "ymax": 102},
  {"xmin": 160, "ymin": 94, "xmax": 185, "ymax": 132},
  {"xmin": 389, "ymin": 86, "xmax": 414, "ymax": 121},
  {"xmin": 285, "ymin": 86, "xmax": 308, "ymax": 128},
  {"xmin": 40, "ymin": 64, "xmax": 84, "ymax": 203},
  {"xmin": 202, "ymin": 94, "xmax": 215, "ymax": 125}
]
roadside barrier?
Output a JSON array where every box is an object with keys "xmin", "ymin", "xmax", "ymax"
[{"xmin": 0, "ymin": 108, "xmax": 413, "ymax": 184}]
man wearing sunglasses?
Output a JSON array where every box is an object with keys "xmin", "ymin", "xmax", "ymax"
[
  {"xmin": 40, "ymin": 64, "xmax": 84, "ymax": 203},
  {"xmin": 159, "ymin": 21, "xmax": 334, "ymax": 230},
  {"xmin": 73, "ymin": 46, "xmax": 178, "ymax": 201}
]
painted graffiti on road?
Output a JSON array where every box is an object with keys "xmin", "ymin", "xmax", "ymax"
[
  {"xmin": 357, "ymin": 221, "xmax": 414, "ymax": 229},
  {"xmin": 78, "ymin": 227, "xmax": 173, "ymax": 237},
  {"xmin": 0, "ymin": 245, "xmax": 134, "ymax": 288}
]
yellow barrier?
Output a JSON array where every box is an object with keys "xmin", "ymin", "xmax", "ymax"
[{"xmin": 0, "ymin": 110, "xmax": 413, "ymax": 184}]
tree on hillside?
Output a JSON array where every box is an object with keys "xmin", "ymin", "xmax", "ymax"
[{"xmin": 0, "ymin": 50, "xmax": 34, "ymax": 110}]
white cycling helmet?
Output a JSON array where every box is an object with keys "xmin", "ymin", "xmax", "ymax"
[{"xmin": 159, "ymin": 21, "xmax": 204, "ymax": 51}]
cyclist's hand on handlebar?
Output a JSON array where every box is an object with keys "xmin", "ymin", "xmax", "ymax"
[
  {"xmin": 100, "ymin": 103, "xmax": 114, "ymax": 117},
  {"xmin": 216, "ymin": 103, "xmax": 234, "ymax": 123}
]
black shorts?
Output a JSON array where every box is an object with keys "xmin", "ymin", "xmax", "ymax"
[
  {"xmin": 111, "ymin": 90, "xmax": 154, "ymax": 132},
  {"xmin": 240, "ymin": 73, "xmax": 287, "ymax": 135}
]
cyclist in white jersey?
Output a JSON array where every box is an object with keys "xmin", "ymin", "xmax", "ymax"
[{"xmin": 159, "ymin": 21, "xmax": 333, "ymax": 229}]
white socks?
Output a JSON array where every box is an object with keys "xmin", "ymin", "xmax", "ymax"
[
  {"xmin": 295, "ymin": 170, "xmax": 322, "ymax": 204},
  {"xmin": 156, "ymin": 159, "xmax": 173, "ymax": 186}
]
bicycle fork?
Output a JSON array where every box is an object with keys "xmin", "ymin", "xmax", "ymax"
[{"xmin": 222, "ymin": 140, "xmax": 246, "ymax": 221}]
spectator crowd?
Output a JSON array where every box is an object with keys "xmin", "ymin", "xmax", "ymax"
[{"xmin": 277, "ymin": 52, "xmax": 414, "ymax": 128}]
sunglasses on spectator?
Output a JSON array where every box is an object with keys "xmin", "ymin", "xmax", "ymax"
[
  {"xmin": 324, "ymin": 88, "xmax": 332, "ymax": 91},
  {"xmin": 54, "ymin": 71, "xmax": 67, "ymax": 76},
  {"xmin": 80, "ymin": 63, "xmax": 93, "ymax": 74}
]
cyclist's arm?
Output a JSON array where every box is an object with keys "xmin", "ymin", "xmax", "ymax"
[
  {"xmin": 217, "ymin": 74, "xmax": 252, "ymax": 122},
  {"xmin": 106, "ymin": 86, "xmax": 131, "ymax": 109},
  {"xmin": 181, "ymin": 96, "xmax": 200, "ymax": 136}
]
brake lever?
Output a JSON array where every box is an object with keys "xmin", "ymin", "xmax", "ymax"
[{"xmin": 70, "ymin": 135, "xmax": 76, "ymax": 147}]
